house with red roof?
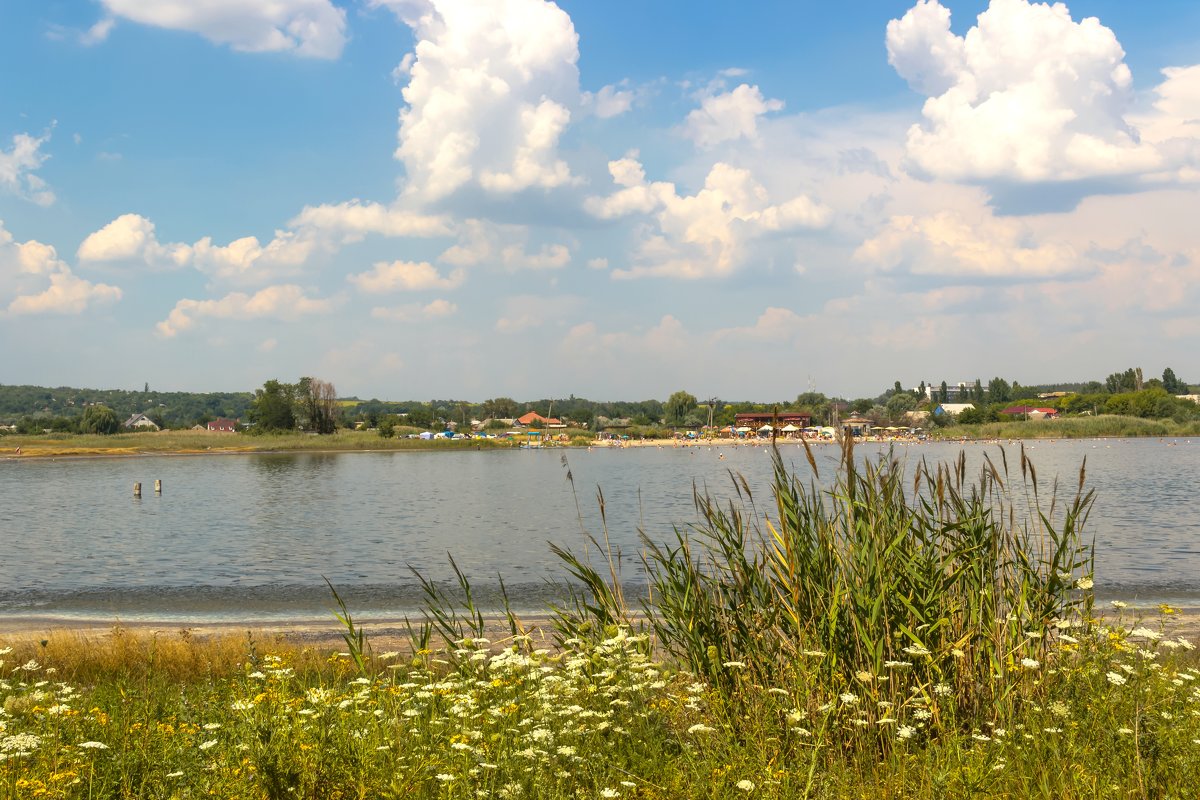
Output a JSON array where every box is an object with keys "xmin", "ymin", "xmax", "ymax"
[
  {"xmin": 516, "ymin": 411, "xmax": 564, "ymax": 428},
  {"xmin": 206, "ymin": 417, "xmax": 239, "ymax": 432}
]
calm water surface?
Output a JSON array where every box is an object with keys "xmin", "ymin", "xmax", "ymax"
[{"xmin": 1, "ymin": 439, "xmax": 1197, "ymax": 622}]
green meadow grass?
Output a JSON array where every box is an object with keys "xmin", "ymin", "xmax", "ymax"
[
  {"xmin": 931, "ymin": 414, "xmax": 1200, "ymax": 440},
  {"xmin": 4, "ymin": 428, "xmax": 517, "ymax": 458},
  {"xmin": 3, "ymin": 443, "xmax": 1199, "ymax": 798}
]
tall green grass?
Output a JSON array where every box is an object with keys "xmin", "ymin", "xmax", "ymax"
[
  {"xmin": 555, "ymin": 440, "xmax": 1094, "ymax": 722},
  {"xmin": 933, "ymin": 413, "xmax": 1200, "ymax": 440}
]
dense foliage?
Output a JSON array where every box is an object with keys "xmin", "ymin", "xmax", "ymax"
[
  {"xmin": 2, "ymin": 363, "xmax": 1194, "ymax": 436},
  {"xmin": 0, "ymin": 384, "xmax": 252, "ymax": 431}
]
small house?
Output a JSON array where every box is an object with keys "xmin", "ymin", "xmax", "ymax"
[
  {"xmin": 934, "ymin": 403, "xmax": 975, "ymax": 416},
  {"xmin": 123, "ymin": 413, "xmax": 160, "ymax": 431},
  {"xmin": 207, "ymin": 418, "xmax": 239, "ymax": 433}
]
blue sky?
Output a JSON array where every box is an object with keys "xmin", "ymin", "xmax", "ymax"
[{"xmin": 2, "ymin": 0, "xmax": 1198, "ymax": 401}]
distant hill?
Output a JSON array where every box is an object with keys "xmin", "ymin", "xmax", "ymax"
[{"xmin": 0, "ymin": 384, "xmax": 253, "ymax": 429}]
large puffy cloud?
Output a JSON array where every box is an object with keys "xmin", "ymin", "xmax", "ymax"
[
  {"xmin": 78, "ymin": 204, "xmax": 452, "ymax": 283},
  {"xmin": 0, "ymin": 131, "xmax": 55, "ymax": 206},
  {"xmin": 76, "ymin": 214, "xmax": 192, "ymax": 268},
  {"xmin": 0, "ymin": 221, "xmax": 121, "ymax": 315},
  {"xmin": 288, "ymin": 201, "xmax": 451, "ymax": 240},
  {"xmin": 78, "ymin": 213, "xmax": 316, "ymax": 281},
  {"xmin": 373, "ymin": 0, "xmax": 581, "ymax": 201},
  {"xmin": 855, "ymin": 210, "xmax": 1081, "ymax": 278},
  {"xmin": 99, "ymin": 0, "xmax": 347, "ymax": 58},
  {"xmin": 587, "ymin": 157, "xmax": 831, "ymax": 279},
  {"xmin": 155, "ymin": 284, "xmax": 334, "ymax": 337},
  {"xmin": 1130, "ymin": 65, "xmax": 1200, "ymax": 178},
  {"xmin": 8, "ymin": 272, "xmax": 123, "ymax": 315},
  {"xmin": 348, "ymin": 260, "xmax": 465, "ymax": 292},
  {"xmin": 886, "ymin": 0, "xmax": 1175, "ymax": 183},
  {"xmin": 682, "ymin": 84, "xmax": 784, "ymax": 148}
]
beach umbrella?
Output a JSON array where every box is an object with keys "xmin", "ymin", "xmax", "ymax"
[
  {"xmin": 736, "ymin": 426, "xmax": 751, "ymax": 432},
  {"xmin": 780, "ymin": 424, "xmax": 799, "ymax": 432},
  {"xmin": 758, "ymin": 424, "xmax": 773, "ymax": 432}
]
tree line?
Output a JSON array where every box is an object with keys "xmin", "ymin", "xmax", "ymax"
[{"xmin": 2, "ymin": 365, "xmax": 1194, "ymax": 436}]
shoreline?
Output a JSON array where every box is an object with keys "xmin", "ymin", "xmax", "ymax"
[
  {"xmin": 3, "ymin": 608, "xmax": 1197, "ymax": 653},
  {"xmin": 5, "ymin": 432, "xmax": 1194, "ymax": 461}
]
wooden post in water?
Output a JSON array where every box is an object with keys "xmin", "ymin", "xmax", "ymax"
[
  {"xmin": 154, "ymin": 479, "xmax": 162, "ymax": 494},
  {"xmin": 133, "ymin": 482, "xmax": 142, "ymax": 497}
]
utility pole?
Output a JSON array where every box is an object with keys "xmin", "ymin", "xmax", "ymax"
[{"xmin": 706, "ymin": 397, "xmax": 717, "ymax": 429}]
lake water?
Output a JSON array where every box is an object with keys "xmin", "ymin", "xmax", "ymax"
[{"xmin": 1, "ymin": 438, "xmax": 1198, "ymax": 623}]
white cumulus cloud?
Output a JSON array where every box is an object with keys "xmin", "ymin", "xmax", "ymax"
[
  {"xmin": 1, "ymin": 220, "xmax": 121, "ymax": 315},
  {"xmin": 683, "ymin": 83, "xmax": 784, "ymax": 148},
  {"xmin": 78, "ymin": 213, "xmax": 318, "ymax": 281},
  {"xmin": 156, "ymin": 284, "xmax": 334, "ymax": 337},
  {"xmin": 78, "ymin": 204, "xmax": 456, "ymax": 284},
  {"xmin": 855, "ymin": 210, "xmax": 1081, "ymax": 278},
  {"xmin": 886, "ymin": 0, "xmax": 1167, "ymax": 183},
  {"xmin": 0, "ymin": 131, "xmax": 55, "ymax": 206},
  {"xmin": 582, "ymin": 84, "xmax": 634, "ymax": 118},
  {"xmin": 587, "ymin": 157, "xmax": 831, "ymax": 279},
  {"xmin": 438, "ymin": 219, "xmax": 572, "ymax": 271},
  {"xmin": 374, "ymin": 0, "xmax": 581, "ymax": 201},
  {"xmin": 76, "ymin": 214, "xmax": 191, "ymax": 268},
  {"xmin": 348, "ymin": 260, "xmax": 465, "ymax": 292},
  {"xmin": 100, "ymin": 0, "xmax": 347, "ymax": 58},
  {"xmin": 289, "ymin": 200, "xmax": 451, "ymax": 240}
]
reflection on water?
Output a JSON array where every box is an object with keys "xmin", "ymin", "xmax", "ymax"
[{"xmin": 1, "ymin": 439, "xmax": 1198, "ymax": 621}]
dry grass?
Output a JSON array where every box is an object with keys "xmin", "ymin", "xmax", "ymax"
[{"xmin": 0, "ymin": 627, "xmax": 326, "ymax": 684}]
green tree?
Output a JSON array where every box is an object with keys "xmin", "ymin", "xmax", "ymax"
[
  {"xmin": 1105, "ymin": 368, "xmax": 1138, "ymax": 394},
  {"xmin": 849, "ymin": 398, "xmax": 874, "ymax": 414},
  {"xmin": 988, "ymin": 377, "xmax": 1011, "ymax": 403},
  {"xmin": 482, "ymin": 397, "xmax": 519, "ymax": 419},
  {"xmin": 80, "ymin": 404, "xmax": 119, "ymax": 435},
  {"xmin": 405, "ymin": 406, "xmax": 434, "ymax": 429},
  {"xmin": 939, "ymin": 381, "xmax": 949, "ymax": 403},
  {"xmin": 1163, "ymin": 367, "xmax": 1181, "ymax": 394},
  {"xmin": 973, "ymin": 378, "xmax": 983, "ymax": 402},
  {"xmin": 665, "ymin": 391, "xmax": 698, "ymax": 425},
  {"xmin": 957, "ymin": 405, "xmax": 984, "ymax": 425},
  {"xmin": 794, "ymin": 392, "xmax": 830, "ymax": 425},
  {"xmin": 249, "ymin": 380, "xmax": 296, "ymax": 432},
  {"xmin": 885, "ymin": 392, "xmax": 917, "ymax": 421}
]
